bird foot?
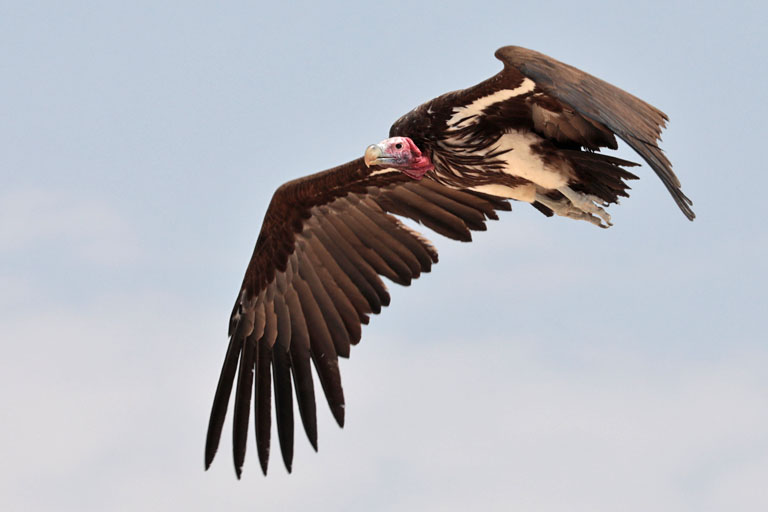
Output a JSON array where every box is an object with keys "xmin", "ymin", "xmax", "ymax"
[
  {"xmin": 557, "ymin": 187, "xmax": 612, "ymax": 228},
  {"xmin": 535, "ymin": 191, "xmax": 611, "ymax": 228}
]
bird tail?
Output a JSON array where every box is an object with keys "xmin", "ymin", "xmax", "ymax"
[{"xmin": 564, "ymin": 150, "xmax": 640, "ymax": 205}]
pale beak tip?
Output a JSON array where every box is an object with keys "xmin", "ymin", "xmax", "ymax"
[{"xmin": 364, "ymin": 144, "xmax": 382, "ymax": 168}]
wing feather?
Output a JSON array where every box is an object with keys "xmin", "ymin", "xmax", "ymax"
[
  {"xmin": 284, "ymin": 285, "xmax": 318, "ymax": 451},
  {"xmin": 323, "ymin": 206, "xmax": 404, "ymax": 284},
  {"xmin": 232, "ymin": 329, "xmax": 256, "ymax": 478},
  {"xmin": 310, "ymin": 216, "xmax": 387, "ymax": 314},
  {"xmin": 404, "ymin": 183, "xmax": 490, "ymax": 231},
  {"xmin": 374, "ymin": 186, "xmax": 473, "ymax": 241},
  {"xmin": 304, "ymin": 230, "xmax": 372, "ymax": 325},
  {"xmin": 291, "ymin": 254, "xmax": 346, "ymax": 428},
  {"xmin": 296, "ymin": 239, "xmax": 352, "ymax": 358},
  {"xmin": 271, "ymin": 289, "xmax": 294, "ymax": 472},
  {"xmin": 255, "ymin": 333, "xmax": 273, "ymax": 475},
  {"xmin": 341, "ymin": 203, "xmax": 415, "ymax": 284},
  {"xmin": 302, "ymin": 237, "xmax": 363, "ymax": 344},
  {"xmin": 417, "ymin": 180, "xmax": 512, "ymax": 219},
  {"xmin": 354, "ymin": 197, "xmax": 434, "ymax": 272},
  {"xmin": 204, "ymin": 319, "xmax": 243, "ymax": 469}
]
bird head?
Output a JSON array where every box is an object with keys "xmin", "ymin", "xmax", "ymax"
[{"xmin": 364, "ymin": 137, "xmax": 434, "ymax": 180}]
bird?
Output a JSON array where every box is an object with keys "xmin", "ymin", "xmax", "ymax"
[{"xmin": 204, "ymin": 45, "xmax": 694, "ymax": 478}]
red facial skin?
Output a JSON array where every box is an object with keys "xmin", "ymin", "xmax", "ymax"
[{"xmin": 364, "ymin": 137, "xmax": 434, "ymax": 180}]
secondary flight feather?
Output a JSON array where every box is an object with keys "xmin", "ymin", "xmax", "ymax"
[{"xmin": 205, "ymin": 46, "xmax": 694, "ymax": 477}]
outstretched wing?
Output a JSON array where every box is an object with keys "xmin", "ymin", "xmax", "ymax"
[
  {"xmin": 205, "ymin": 157, "xmax": 510, "ymax": 477},
  {"xmin": 494, "ymin": 46, "xmax": 694, "ymax": 220}
]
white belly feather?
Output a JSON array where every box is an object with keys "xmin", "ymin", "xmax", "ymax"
[
  {"xmin": 468, "ymin": 183, "xmax": 537, "ymax": 202},
  {"xmin": 446, "ymin": 82, "xmax": 572, "ymax": 201},
  {"xmin": 493, "ymin": 130, "xmax": 570, "ymax": 190}
]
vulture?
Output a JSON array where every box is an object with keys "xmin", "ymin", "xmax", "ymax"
[{"xmin": 205, "ymin": 46, "xmax": 694, "ymax": 477}]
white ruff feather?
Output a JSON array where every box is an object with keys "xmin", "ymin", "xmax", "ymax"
[{"xmin": 449, "ymin": 78, "xmax": 536, "ymax": 127}]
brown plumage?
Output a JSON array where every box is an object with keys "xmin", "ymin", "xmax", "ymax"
[{"xmin": 205, "ymin": 46, "xmax": 693, "ymax": 477}]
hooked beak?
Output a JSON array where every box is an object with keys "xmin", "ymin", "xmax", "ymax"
[{"xmin": 364, "ymin": 143, "xmax": 391, "ymax": 168}]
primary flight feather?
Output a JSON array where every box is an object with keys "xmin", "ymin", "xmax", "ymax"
[{"xmin": 205, "ymin": 45, "xmax": 694, "ymax": 477}]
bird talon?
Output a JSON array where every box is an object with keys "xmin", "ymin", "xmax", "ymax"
[{"xmin": 557, "ymin": 186, "xmax": 613, "ymax": 227}]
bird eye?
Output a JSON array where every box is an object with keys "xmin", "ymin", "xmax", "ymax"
[{"xmin": 395, "ymin": 143, "xmax": 403, "ymax": 149}]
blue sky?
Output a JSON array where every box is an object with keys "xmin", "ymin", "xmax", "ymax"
[{"xmin": 1, "ymin": 1, "xmax": 767, "ymax": 510}]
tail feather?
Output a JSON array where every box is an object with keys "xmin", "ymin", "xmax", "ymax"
[{"xmin": 565, "ymin": 150, "xmax": 639, "ymax": 204}]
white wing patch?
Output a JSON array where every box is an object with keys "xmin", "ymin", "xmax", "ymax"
[{"xmin": 449, "ymin": 78, "xmax": 536, "ymax": 128}]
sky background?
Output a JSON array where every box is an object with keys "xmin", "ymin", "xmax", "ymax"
[{"xmin": 2, "ymin": 1, "xmax": 767, "ymax": 510}]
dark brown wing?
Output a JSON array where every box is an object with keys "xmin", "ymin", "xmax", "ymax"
[
  {"xmin": 205, "ymin": 158, "xmax": 510, "ymax": 477},
  {"xmin": 495, "ymin": 46, "xmax": 694, "ymax": 220}
]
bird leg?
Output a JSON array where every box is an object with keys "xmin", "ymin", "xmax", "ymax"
[
  {"xmin": 556, "ymin": 186, "xmax": 612, "ymax": 228},
  {"xmin": 535, "ymin": 192, "xmax": 609, "ymax": 228}
]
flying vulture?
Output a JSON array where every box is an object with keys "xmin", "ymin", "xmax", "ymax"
[{"xmin": 205, "ymin": 46, "xmax": 694, "ymax": 477}]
